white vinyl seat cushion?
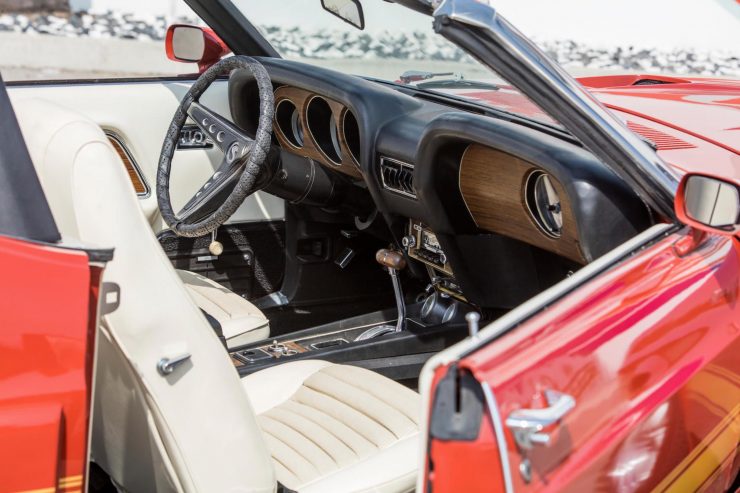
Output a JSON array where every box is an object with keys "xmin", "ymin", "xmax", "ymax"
[
  {"xmin": 242, "ymin": 360, "xmax": 420, "ymax": 493},
  {"xmin": 176, "ymin": 269, "xmax": 269, "ymax": 347}
]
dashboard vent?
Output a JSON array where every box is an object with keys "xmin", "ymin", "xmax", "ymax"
[{"xmin": 380, "ymin": 157, "xmax": 416, "ymax": 198}]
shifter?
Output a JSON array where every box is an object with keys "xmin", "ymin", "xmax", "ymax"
[{"xmin": 355, "ymin": 248, "xmax": 407, "ymax": 341}]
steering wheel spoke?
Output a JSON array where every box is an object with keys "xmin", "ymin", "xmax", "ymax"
[
  {"xmin": 187, "ymin": 102, "xmax": 253, "ymax": 158},
  {"xmin": 177, "ymin": 156, "xmax": 244, "ymax": 221}
]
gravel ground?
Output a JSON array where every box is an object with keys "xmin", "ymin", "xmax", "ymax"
[{"xmin": 1, "ymin": 11, "xmax": 738, "ymax": 79}]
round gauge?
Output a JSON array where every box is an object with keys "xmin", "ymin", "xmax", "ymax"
[
  {"xmin": 290, "ymin": 108, "xmax": 304, "ymax": 147},
  {"xmin": 275, "ymin": 99, "xmax": 303, "ymax": 148},
  {"xmin": 525, "ymin": 171, "xmax": 563, "ymax": 238},
  {"xmin": 306, "ymin": 96, "xmax": 341, "ymax": 164}
]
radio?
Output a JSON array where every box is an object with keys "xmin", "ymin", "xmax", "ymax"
[{"xmin": 404, "ymin": 219, "xmax": 453, "ymax": 276}]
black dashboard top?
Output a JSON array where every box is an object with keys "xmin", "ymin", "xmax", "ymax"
[{"xmin": 229, "ymin": 57, "xmax": 651, "ymax": 308}]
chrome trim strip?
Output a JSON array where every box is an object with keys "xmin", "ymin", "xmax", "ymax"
[
  {"xmin": 481, "ymin": 382, "xmax": 515, "ymax": 493},
  {"xmin": 432, "ymin": 0, "xmax": 678, "ymax": 219},
  {"xmin": 379, "ymin": 156, "xmax": 417, "ymax": 198},
  {"xmin": 104, "ymin": 130, "xmax": 150, "ymax": 198}
]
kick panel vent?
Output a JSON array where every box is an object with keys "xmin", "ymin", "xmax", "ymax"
[{"xmin": 380, "ymin": 157, "xmax": 416, "ymax": 198}]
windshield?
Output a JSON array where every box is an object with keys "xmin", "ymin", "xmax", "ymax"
[
  {"xmin": 231, "ymin": 0, "xmax": 559, "ymax": 126},
  {"xmin": 231, "ymin": 0, "xmax": 740, "ymax": 125}
]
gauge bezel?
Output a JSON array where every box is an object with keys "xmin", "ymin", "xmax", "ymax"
[
  {"xmin": 274, "ymin": 98, "xmax": 303, "ymax": 149},
  {"xmin": 524, "ymin": 170, "xmax": 563, "ymax": 239}
]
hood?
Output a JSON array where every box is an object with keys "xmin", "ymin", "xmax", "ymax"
[
  {"xmin": 448, "ymin": 74, "xmax": 740, "ymax": 154},
  {"xmin": 586, "ymin": 75, "xmax": 740, "ymax": 155}
]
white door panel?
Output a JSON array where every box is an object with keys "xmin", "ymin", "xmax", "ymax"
[{"xmin": 8, "ymin": 79, "xmax": 285, "ymax": 232}]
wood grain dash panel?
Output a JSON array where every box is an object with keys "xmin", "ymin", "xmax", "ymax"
[
  {"xmin": 459, "ymin": 144, "xmax": 585, "ymax": 264},
  {"xmin": 273, "ymin": 86, "xmax": 362, "ymax": 179},
  {"xmin": 107, "ymin": 134, "xmax": 147, "ymax": 195}
]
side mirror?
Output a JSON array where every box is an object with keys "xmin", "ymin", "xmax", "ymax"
[
  {"xmin": 676, "ymin": 173, "xmax": 740, "ymax": 236},
  {"xmin": 165, "ymin": 24, "xmax": 231, "ymax": 72},
  {"xmin": 321, "ymin": 0, "xmax": 365, "ymax": 30}
]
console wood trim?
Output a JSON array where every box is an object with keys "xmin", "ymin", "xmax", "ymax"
[
  {"xmin": 459, "ymin": 144, "xmax": 585, "ymax": 264},
  {"xmin": 273, "ymin": 86, "xmax": 362, "ymax": 179}
]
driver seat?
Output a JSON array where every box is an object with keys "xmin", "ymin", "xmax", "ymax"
[
  {"xmin": 177, "ymin": 269, "xmax": 270, "ymax": 348},
  {"xmin": 13, "ymin": 97, "xmax": 420, "ymax": 493}
]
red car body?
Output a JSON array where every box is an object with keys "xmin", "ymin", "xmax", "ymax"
[
  {"xmin": 0, "ymin": 236, "xmax": 106, "ymax": 493},
  {"xmin": 424, "ymin": 78, "xmax": 740, "ymax": 492}
]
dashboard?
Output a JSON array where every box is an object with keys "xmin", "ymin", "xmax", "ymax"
[{"xmin": 229, "ymin": 58, "xmax": 651, "ymax": 310}]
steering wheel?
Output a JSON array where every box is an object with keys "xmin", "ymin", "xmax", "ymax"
[{"xmin": 156, "ymin": 56, "xmax": 274, "ymax": 238}]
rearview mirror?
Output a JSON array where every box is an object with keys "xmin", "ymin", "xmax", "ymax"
[
  {"xmin": 165, "ymin": 24, "xmax": 231, "ymax": 72},
  {"xmin": 676, "ymin": 174, "xmax": 740, "ymax": 236},
  {"xmin": 321, "ymin": 0, "xmax": 365, "ymax": 30}
]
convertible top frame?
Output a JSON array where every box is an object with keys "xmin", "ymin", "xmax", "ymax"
[{"xmin": 0, "ymin": 74, "xmax": 60, "ymax": 242}]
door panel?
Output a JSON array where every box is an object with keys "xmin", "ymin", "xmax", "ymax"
[
  {"xmin": 423, "ymin": 229, "xmax": 740, "ymax": 492},
  {"xmin": 8, "ymin": 79, "xmax": 286, "ymax": 299},
  {"xmin": 7, "ymin": 79, "xmax": 285, "ymax": 231},
  {"xmin": 0, "ymin": 235, "xmax": 107, "ymax": 493}
]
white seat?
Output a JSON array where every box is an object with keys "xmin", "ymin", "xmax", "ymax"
[
  {"xmin": 12, "ymin": 97, "xmax": 420, "ymax": 493},
  {"xmin": 177, "ymin": 269, "xmax": 270, "ymax": 348},
  {"xmin": 243, "ymin": 360, "xmax": 419, "ymax": 493}
]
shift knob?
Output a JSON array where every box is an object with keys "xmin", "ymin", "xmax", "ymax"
[{"xmin": 376, "ymin": 249, "xmax": 407, "ymax": 270}]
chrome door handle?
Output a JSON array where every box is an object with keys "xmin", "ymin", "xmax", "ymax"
[
  {"xmin": 505, "ymin": 390, "xmax": 575, "ymax": 449},
  {"xmin": 157, "ymin": 353, "xmax": 192, "ymax": 376}
]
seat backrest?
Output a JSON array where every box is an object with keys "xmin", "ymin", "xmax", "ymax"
[{"xmin": 12, "ymin": 98, "xmax": 275, "ymax": 493}]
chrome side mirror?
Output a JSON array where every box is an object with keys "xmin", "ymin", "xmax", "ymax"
[
  {"xmin": 677, "ymin": 174, "xmax": 740, "ymax": 236},
  {"xmin": 165, "ymin": 24, "xmax": 231, "ymax": 72},
  {"xmin": 168, "ymin": 25, "xmax": 206, "ymax": 62},
  {"xmin": 321, "ymin": 0, "xmax": 365, "ymax": 30}
]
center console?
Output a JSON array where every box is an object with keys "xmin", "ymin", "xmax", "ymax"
[
  {"xmin": 231, "ymin": 301, "xmax": 470, "ymax": 379},
  {"xmin": 231, "ymin": 224, "xmax": 476, "ymax": 381}
]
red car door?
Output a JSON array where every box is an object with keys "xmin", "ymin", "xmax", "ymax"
[
  {"xmin": 0, "ymin": 76, "xmax": 112, "ymax": 493},
  {"xmin": 424, "ymin": 225, "xmax": 740, "ymax": 492}
]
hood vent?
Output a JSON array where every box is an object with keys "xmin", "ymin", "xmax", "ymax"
[
  {"xmin": 380, "ymin": 157, "xmax": 416, "ymax": 198},
  {"xmin": 633, "ymin": 79, "xmax": 672, "ymax": 86},
  {"xmin": 627, "ymin": 121, "xmax": 696, "ymax": 151}
]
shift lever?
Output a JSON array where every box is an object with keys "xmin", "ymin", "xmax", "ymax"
[{"xmin": 355, "ymin": 248, "xmax": 407, "ymax": 341}]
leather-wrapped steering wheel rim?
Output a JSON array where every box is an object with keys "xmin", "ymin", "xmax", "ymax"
[{"xmin": 156, "ymin": 56, "xmax": 274, "ymax": 238}]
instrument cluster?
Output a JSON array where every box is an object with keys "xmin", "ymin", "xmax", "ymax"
[{"xmin": 272, "ymin": 85, "xmax": 363, "ymax": 180}]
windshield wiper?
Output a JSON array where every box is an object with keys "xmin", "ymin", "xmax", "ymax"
[
  {"xmin": 400, "ymin": 70, "xmax": 455, "ymax": 84},
  {"xmin": 399, "ymin": 70, "xmax": 499, "ymax": 91}
]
